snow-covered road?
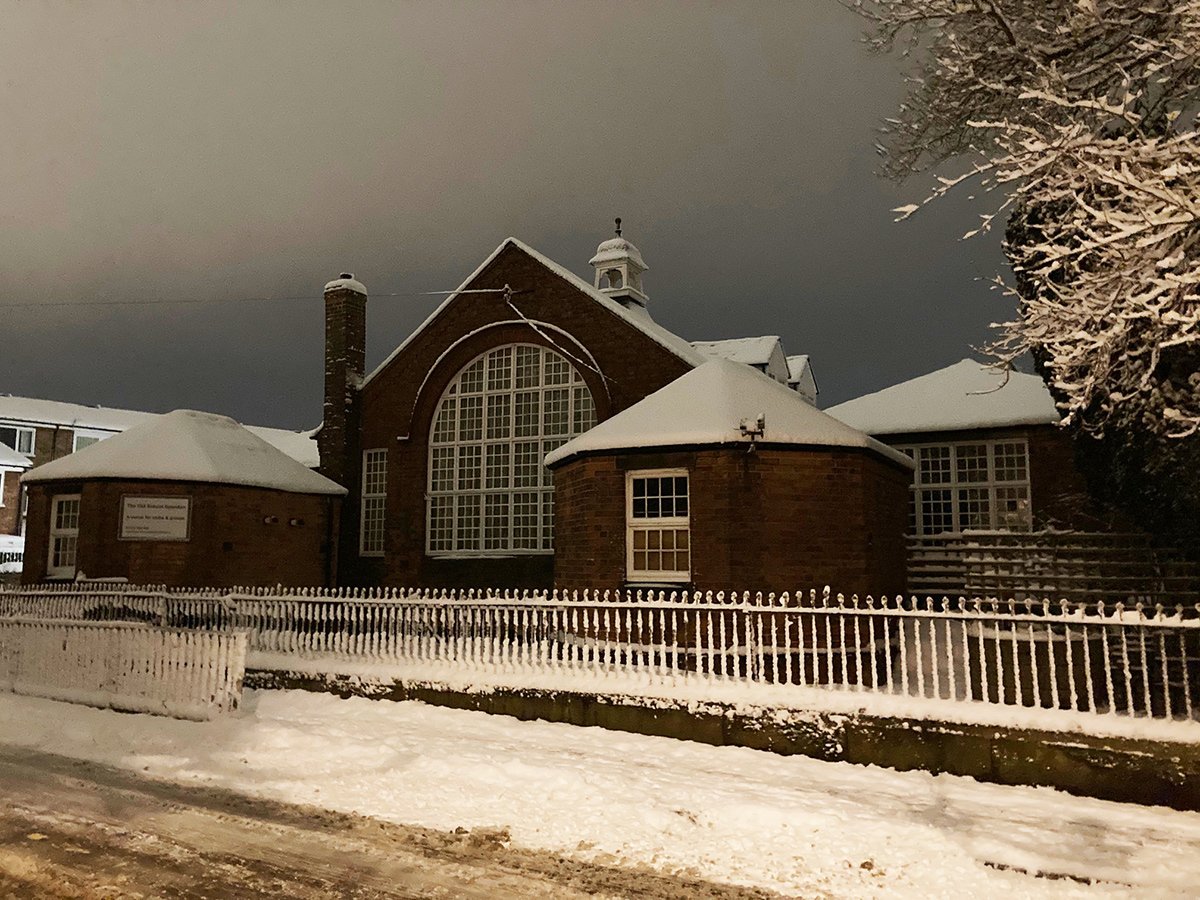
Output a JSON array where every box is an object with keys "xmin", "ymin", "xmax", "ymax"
[{"xmin": 2, "ymin": 689, "xmax": 1198, "ymax": 897}]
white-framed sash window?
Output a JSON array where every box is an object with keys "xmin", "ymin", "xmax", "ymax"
[
  {"xmin": 47, "ymin": 493, "xmax": 81, "ymax": 579},
  {"xmin": 360, "ymin": 449, "xmax": 387, "ymax": 556},
  {"xmin": 626, "ymin": 469, "xmax": 690, "ymax": 582}
]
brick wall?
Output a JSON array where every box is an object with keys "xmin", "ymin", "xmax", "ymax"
[
  {"xmin": 32, "ymin": 424, "xmax": 76, "ymax": 464},
  {"xmin": 551, "ymin": 446, "xmax": 911, "ymax": 598},
  {"xmin": 347, "ymin": 241, "xmax": 694, "ymax": 589},
  {"xmin": 0, "ymin": 469, "xmax": 22, "ymax": 535},
  {"xmin": 2, "ymin": 424, "xmax": 80, "ymax": 536},
  {"xmin": 21, "ymin": 480, "xmax": 339, "ymax": 587}
]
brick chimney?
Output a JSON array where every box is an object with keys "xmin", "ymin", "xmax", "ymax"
[{"xmin": 318, "ymin": 273, "xmax": 367, "ymax": 489}]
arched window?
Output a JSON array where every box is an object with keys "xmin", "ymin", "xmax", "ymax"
[{"xmin": 428, "ymin": 344, "xmax": 597, "ymax": 554}]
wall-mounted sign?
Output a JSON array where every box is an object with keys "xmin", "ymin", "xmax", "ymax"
[{"xmin": 120, "ymin": 496, "xmax": 191, "ymax": 541}]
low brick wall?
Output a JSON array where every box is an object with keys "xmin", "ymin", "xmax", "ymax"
[{"xmin": 247, "ymin": 670, "xmax": 1200, "ymax": 812}]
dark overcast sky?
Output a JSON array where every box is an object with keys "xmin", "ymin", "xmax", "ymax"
[{"xmin": 0, "ymin": 1, "xmax": 1011, "ymax": 430}]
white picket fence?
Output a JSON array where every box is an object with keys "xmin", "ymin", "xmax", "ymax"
[
  {"xmin": 0, "ymin": 618, "xmax": 246, "ymax": 720},
  {"xmin": 2, "ymin": 584, "xmax": 1198, "ymax": 723}
]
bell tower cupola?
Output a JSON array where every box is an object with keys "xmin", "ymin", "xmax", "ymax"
[{"xmin": 589, "ymin": 218, "xmax": 649, "ymax": 310}]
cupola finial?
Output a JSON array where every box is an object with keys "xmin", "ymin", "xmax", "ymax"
[{"xmin": 589, "ymin": 221, "xmax": 648, "ymax": 309}]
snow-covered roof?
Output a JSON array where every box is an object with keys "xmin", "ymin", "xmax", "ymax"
[
  {"xmin": 691, "ymin": 336, "xmax": 781, "ymax": 367},
  {"xmin": 786, "ymin": 354, "xmax": 810, "ymax": 384},
  {"xmin": 786, "ymin": 354, "xmax": 818, "ymax": 404},
  {"xmin": 362, "ymin": 237, "xmax": 706, "ymax": 388},
  {"xmin": 22, "ymin": 410, "xmax": 346, "ymax": 495},
  {"xmin": 0, "ymin": 442, "xmax": 30, "ymax": 469},
  {"xmin": 545, "ymin": 359, "xmax": 912, "ymax": 469},
  {"xmin": 589, "ymin": 237, "xmax": 647, "ymax": 270},
  {"xmin": 825, "ymin": 359, "xmax": 1061, "ymax": 436},
  {"xmin": 324, "ymin": 273, "xmax": 367, "ymax": 295},
  {"xmin": 0, "ymin": 395, "xmax": 319, "ymax": 468},
  {"xmin": 691, "ymin": 335, "xmax": 792, "ymax": 386}
]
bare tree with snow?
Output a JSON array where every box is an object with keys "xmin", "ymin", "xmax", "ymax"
[{"xmin": 848, "ymin": 0, "xmax": 1200, "ymax": 544}]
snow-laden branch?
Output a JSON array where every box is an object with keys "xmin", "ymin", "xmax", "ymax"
[{"xmin": 851, "ymin": 0, "xmax": 1200, "ymax": 442}]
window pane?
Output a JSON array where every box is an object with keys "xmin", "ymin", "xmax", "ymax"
[
  {"xmin": 432, "ymin": 399, "xmax": 456, "ymax": 444},
  {"xmin": 995, "ymin": 485, "xmax": 1031, "ymax": 530},
  {"xmin": 486, "ymin": 393, "xmax": 511, "ymax": 439},
  {"xmin": 485, "ymin": 445, "xmax": 510, "ymax": 489},
  {"xmin": 486, "ymin": 347, "xmax": 513, "ymax": 390},
  {"xmin": 431, "ymin": 447, "xmax": 454, "ymax": 492},
  {"xmin": 458, "ymin": 396, "xmax": 482, "ymax": 441},
  {"xmin": 515, "ymin": 346, "xmax": 540, "ymax": 388},
  {"xmin": 993, "ymin": 442, "xmax": 1028, "ymax": 482},
  {"xmin": 514, "ymin": 392, "xmax": 539, "ymax": 437},
  {"xmin": 920, "ymin": 489, "xmax": 953, "ymax": 535},
  {"xmin": 955, "ymin": 445, "xmax": 989, "ymax": 484},
  {"xmin": 919, "ymin": 446, "xmax": 951, "ymax": 485},
  {"xmin": 543, "ymin": 388, "xmax": 569, "ymax": 436},
  {"xmin": 484, "ymin": 494, "xmax": 509, "ymax": 550},
  {"xmin": 455, "ymin": 495, "xmax": 480, "ymax": 550},
  {"xmin": 958, "ymin": 488, "xmax": 990, "ymax": 530}
]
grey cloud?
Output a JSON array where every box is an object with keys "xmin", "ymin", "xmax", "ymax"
[{"xmin": 0, "ymin": 1, "xmax": 1011, "ymax": 428}]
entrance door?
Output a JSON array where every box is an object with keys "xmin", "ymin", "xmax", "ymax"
[{"xmin": 47, "ymin": 494, "xmax": 81, "ymax": 579}]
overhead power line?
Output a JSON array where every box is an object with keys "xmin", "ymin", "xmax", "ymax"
[{"xmin": 0, "ymin": 287, "xmax": 518, "ymax": 311}]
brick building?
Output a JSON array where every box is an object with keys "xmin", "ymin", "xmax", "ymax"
[
  {"xmin": 0, "ymin": 442, "xmax": 29, "ymax": 536},
  {"xmin": 825, "ymin": 359, "xmax": 1099, "ymax": 536},
  {"xmin": 21, "ymin": 410, "xmax": 344, "ymax": 586},
  {"xmin": 318, "ymin": 232, "xmax": 834, "ymax": 591},
  {"xmin": 0, "ymin": 394, "xmax": 318, "ymax": 537},
  {"xmin": 546, "ymin": 359, "xmax": 911, "ymax": 596}
]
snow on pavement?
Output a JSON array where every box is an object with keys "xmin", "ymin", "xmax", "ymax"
[{"xmin": 2, "ymin": 689, "xmax": 1198, "ymax": 897}]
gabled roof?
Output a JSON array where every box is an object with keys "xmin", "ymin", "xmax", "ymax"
[
  {"xmin": 361, "ymin": 237, "xmax": 706, "ymax": 388},
  {"xmin": 691, "ymin": 335, "xmax": 791, "ymax": 385},
  {"xmin": 786, "ymin": 354, "xmax": 818, "ymax": 403},
  {"xmin": 825, "ymin": 358, "xmax": 1060, "ymax": 436},
  {"xmin": 0, "ymin": 442, "xmax": 30, "ymax": 470},
  {"xmin": 545, "ymin": 358, "xmax": 912, "ymax": 469},
  {"xmin": 22, "ymin": 410, "xmax": 346, "ymax": 495},
  {"xmin": 690, "ymin": 336, "xmax": 781, "ymax": 367},
  {"xmin": 0, "ymin": 395, "xmax": 319, "ymax": 467}
]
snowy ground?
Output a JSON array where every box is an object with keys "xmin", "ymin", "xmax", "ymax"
[{"xmin": 2, "ymin": 690, "xmax": 1199, "ymax": 897}]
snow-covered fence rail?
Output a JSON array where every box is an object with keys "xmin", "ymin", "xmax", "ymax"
[
  {"xmin": 0, "ymin": 618, "xmax": 245, "ymax": 720},
  {"xmin": 3, "ymin": 585, "xmax": 1199, "ymax": 722}
]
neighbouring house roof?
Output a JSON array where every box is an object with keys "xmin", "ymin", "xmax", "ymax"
[
  {"xmin": 361, "ymin": 237, "xmax": 707, "ymax": 388},
  {"xmin": 0, "ymin": 442, "xmax": 30, "ymax": 469},
  {"xmin": 691, "ymin": 336, "xmax": 791, "ymax": 386},
  {"xmin": 785, "ymin": 354, "xmax": 818, "ymax": 403},
  {"xmin": 22, "ymin": 410, "xmax": 346, "ymax": 495},
  {"xmin": 690, "ymin": 336, "xmax": 780, "ymax": 366},
  {"xmin": 545, "ymin": 358, "xmax": 912, "ymax": 469},
  {"xmin": 825, "ymin": 358, "xmax": 1061, "ymax": 436},
  {"xmin": 0, "ymin": 395, "xmax": 320, "ymax": 468}
]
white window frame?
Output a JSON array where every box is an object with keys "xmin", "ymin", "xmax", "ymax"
[
  {"xmin": 426, "ymin": 344, "xmax": 597, "ymax": 557},
  {"xmin": 47, "ymin": 493, "xmax": 81, "ymax": 579},
  {"xmin": 626, "ymin": 468, "xmax": 691, "ymax": 583},
  {"xmin": 359, "ymin": 448, "xmax": 387, "ymax": 557},
  {"xmin": 897, "ymin": 439, "xmax": 1033, "ymax": 537},
  {"xmin": 0, "ymin": 469, "xmax": 5, "ymax": 507},
  {"xmin": 71, "ymin": 428, "xmax": 111, "ymax": 452},
  {"xmin": 0, "ymin": 422, "xmax": 35, "ymax": 457}
]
